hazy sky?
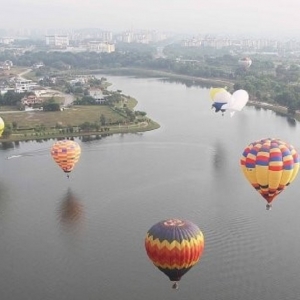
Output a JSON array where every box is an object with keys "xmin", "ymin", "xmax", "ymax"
[{"xmin": 3, "ymin": 0, "xmax": 300, "ymax": 38}]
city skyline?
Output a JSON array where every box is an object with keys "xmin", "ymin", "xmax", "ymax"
[{"xmin": 2, "ymin": 0, "xmax": 300, "ymax": 39}]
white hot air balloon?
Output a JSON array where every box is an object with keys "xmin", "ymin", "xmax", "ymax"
[{"xmin": 221, "ymin": 90, "xmax": 249, "ymax": 117}]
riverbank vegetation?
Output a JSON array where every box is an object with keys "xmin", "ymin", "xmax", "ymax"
[
  {"xmin": 0, "ymin": 97, "xmax": 159, "ymax": 142},
  {"xmin": 1, "ymin": 41, "xmax": 300, "ymax": 142},
  {"xmin": 2, "ymin": 43, "xmax": 300, "ymax": 114}
]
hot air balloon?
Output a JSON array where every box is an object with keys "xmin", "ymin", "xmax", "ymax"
[
  {"xmin": 0, "ymin": 117, "xmax": 5, "ymax": 137},
  {"xmin": 51, "ymin": 140, "xmax": 81, "ymax": 178},
  {"xmin": 145, "ymin": 218, "xmax": 204, "ymax": 289},
  {"xmin": 221, "ymin": 89, "xmax": 249, "ymax": 117},
  {"xmin": 240, "ymin": 138, "xmax": 299, "ymax": 210},
  {"xmin": 209, "ymin": 87, "xmax": 227, "ymax": 101},
  {"xmin": 209, "ymin": 88, "xmax": 231, "ymax": 115},
  {"xmin": 238, "ymin": 57, "xmax": 252, "ymax": 69}
]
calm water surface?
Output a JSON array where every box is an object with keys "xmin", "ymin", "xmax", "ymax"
[{"xmin": 1, "ymin": 76, "xmax": 300, "ymax": 300}]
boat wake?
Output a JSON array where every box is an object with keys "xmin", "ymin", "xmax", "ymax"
[{"xmin": 6, "ymin": 155, "xmax": 22, "ymax": 160}]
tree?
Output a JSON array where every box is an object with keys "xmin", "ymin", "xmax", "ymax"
[
  {"xmin": 43, "ymin": 99, "xmax": 60, "ymax": 111},
  {"xmin": 2, "ymin": 124, "xmax": 12, "ymax": 138},
  {"xmin": 100, "ymin": 114, "xmax": 106, "ymax": 126}
]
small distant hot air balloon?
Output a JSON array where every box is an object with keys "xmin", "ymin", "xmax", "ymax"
[
  {"xmin": 240, "ymin": 138, "xmax": 299, "ymax": 210},
  {"xmin": 51, "ymin": 140, "xmax": 81, "ymax": 178},
  {"xmin": 0, "ymin": 117, "xmax": 5, "ymax": 137},
  {"xmin": 238, "ymin": 57, "xmax": 252, "ymax": 69},
  {"xmin": 145, "ymin": 218, "xmax": 204, "ymax": 289}
]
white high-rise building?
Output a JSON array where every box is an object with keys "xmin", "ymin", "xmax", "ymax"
[
  {"xmin": 45, "ymin": 35, "xmax": 69, "ymax": 48},
  {"xmin": 15, "ymin": 79, "xmax": 37, "ymax": 93}
]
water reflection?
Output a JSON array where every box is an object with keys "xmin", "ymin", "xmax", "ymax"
[
  {"xmin": 79, "ymin": 135, "xmax": 103, "ymax": 142},
  {"xmin": 0, "ymin": 182, "xmax": 9, "ymax": 218},
  {"xmin": 57, "ymin": 188, "xmax": 84, "ymax": 233},
  {"xmin": 0, "ymin": 141, "xmax": 15, "ymax": 150},
  {"xmin": 212, "ymin": 141, "xmax": 228, "ymax": 174},
  {"xmin": 287, "ymin": 116, "xmax": 297, "ymax": 127},
  {"xmin": 160, "ymin": 77, "xmax": 213, "ymax": 89}
]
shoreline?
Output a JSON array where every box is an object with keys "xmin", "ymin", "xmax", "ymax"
[
  {"xmin": 247, "ymin": 100, "xmax": 300, "ymax": 121},
  {"xmin": 0, "ymin": 69, "xmax": 161, "ymax": 143},
  {"xmin": 1, "ymin": 68, "xmax": 297, "ymax": 144},
  {"xmin": 0, "ymin": 119, "xmax": 160, "ymax": 144},
  {"xmin": 66, "ymin": 67, "xmax": 235, "ymax": 87},
  {"xmin": 68, "ymin": 67, "xmax": 300, "ymax": 119}
]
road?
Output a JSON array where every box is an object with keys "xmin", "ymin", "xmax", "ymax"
[{"xmin": 18, "ymin": 68, "xmax": 32, "ymax": 80}]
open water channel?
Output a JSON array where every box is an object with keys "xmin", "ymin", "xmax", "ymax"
[{"xmin": 1, "ymin": 75, "xmax": 300, "ymax": 300}]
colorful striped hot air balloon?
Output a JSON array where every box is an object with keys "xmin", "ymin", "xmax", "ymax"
[
  {"xmin": 240, "ymin": 138, "xmax": 299, "ymax": 210},
  {"xmin": 51, "ymin": 140, "xmax": 81, "ymax": 178},
  {"xmin": 0, "ymin": 117, "xmax": 5, "ymax": 137},
  {"xmin": 145, "ymin": 218, "xmax": 205, "ymax": 289}
]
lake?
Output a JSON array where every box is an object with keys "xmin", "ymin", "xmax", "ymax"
[{"xmin": 1, "ymin": 75, "xmax": 300, "ymax": 300}]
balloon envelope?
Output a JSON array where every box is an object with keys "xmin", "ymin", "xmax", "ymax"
[
  {"xmin": 221, "ymin": 89, "xmax": 249, "ymax": 116},
  {"xmin": 145, "ymin": 219, "xmax": 204, "ymax": 287},
  {"xmin": 51, "ymin": 140, "xmax": 81, "ymax": 174},
  {"xmin": 240, "ymin": 138, "xmax": 299, "ymax": 207},
  {"xmin": 210, "ymin": 88, "xmax": 232, "ymax": 113},
  {"xmin": 211, "ymin": 90, "xmax": 231, "ymax": 104},
  {"xmin": 209, "ymin": 87, "xmax": 227, "ymax": 101},
  {"xmin": 238, "ymin": 57, "xmax": 252, "ymax": 68},
  {"xmin": 0, "ymin": 117, "xmax": 4, "ymax": 137}
]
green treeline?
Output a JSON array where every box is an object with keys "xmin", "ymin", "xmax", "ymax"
[{"xmin": 2, "ymin": 42, "xmax": 300, "ymax": 114}]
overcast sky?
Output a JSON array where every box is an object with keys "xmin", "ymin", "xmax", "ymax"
[{"xmin": 2, "ymin": 0, "xmax": 300, "ymax": 38}]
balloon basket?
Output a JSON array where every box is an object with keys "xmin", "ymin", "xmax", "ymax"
[
  {"xmin": 266, "ymin": 204, "xmax": 272, "ymax": 210},
  {"xmin": 172, "ymin": 282, "xmax": 179, "ymax": 290}
]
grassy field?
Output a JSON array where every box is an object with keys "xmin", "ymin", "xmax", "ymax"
[
  {"xmin": 1, "ymin": 105, "xmax": 127, "ymax": 129},
  {"xmin": 0, "ymin": 98, "xmax": 160, "ymax": 142},
  {"xmin": 0, "ymin": 67, "xmax": 161, "ymax": 142}
]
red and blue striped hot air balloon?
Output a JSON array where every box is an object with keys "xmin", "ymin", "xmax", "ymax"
[
  {"xmin": 145, "ymin": 218, "xmax": 205, "ymax": 289},
  {"xmin": 240, "ymin": 138, "xmax": 299, "ymax": 210}
]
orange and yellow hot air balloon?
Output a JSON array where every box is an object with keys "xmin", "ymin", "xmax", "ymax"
[
  {"xmin": 240, "ymin": 138, "xmax": 299, "ymax": 210},
  {"xmin": 145, "ymin": 218, "xmax": 205, "ymax": 289},
  {"xmin": 51, "ymin": 140, "xmax": 81, "ymax": 177}
]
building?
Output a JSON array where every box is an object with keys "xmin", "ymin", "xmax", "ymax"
[
  {"xmin": 99, "ymin": 31, "xmax": 113, "ymax": 42},
  {"xmin": 0, "ymin": 37, "xmax": 14, "ymax": 44},
  {"xmin": 87, "ymin": 41, "xmax": 115, "ymax": 53},
  {"xmin": 21, "ymin": 94, "xmax": 43, "ymax": 106},
  {"xmin": 90, "ymin": 89, "xmax": 105, "ymax": 104},
  {"xmin": 32, "ymin": 62, "xmax": 44, "ymax": 69},
  {"xmin": 15, "ymin": 78, "xmax": 37, "ymax": 93},
  {"xmin": 45, "ymin": 35, "xmax": 69, "ymax": 48}
]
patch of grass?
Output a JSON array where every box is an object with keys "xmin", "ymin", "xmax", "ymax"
[{"xmin": 1, "ymin": 105, "xmax": 128, "ymax": 129}]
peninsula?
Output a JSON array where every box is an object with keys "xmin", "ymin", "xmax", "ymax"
[{"xmin": 0, "ymin": 68, "xmax": 160, "ymax": 143}]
